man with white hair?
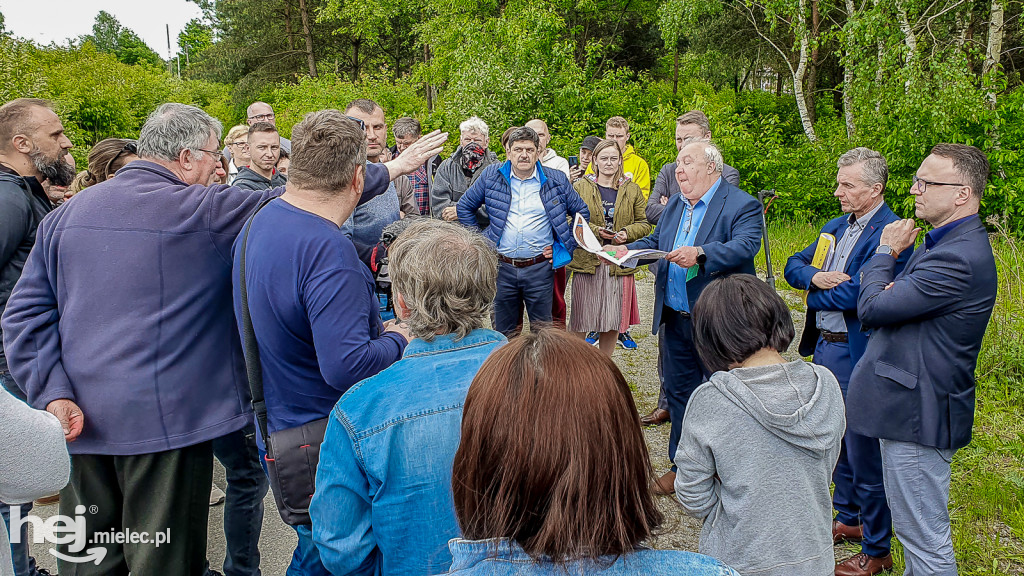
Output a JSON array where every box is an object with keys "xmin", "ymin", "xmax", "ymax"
[
  {"xmin": 431, "ymin": 116, "xmax": 498, "ymax": 226},
  {"xmin": 1, "ymin": 102, "xmax": 444, "ymax": 575},
  {"xmin": 609, "ymin": 140, "xmax": 762, "ymax": 496}
]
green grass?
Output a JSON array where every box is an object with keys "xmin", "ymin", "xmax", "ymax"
[{"xmin": 761, "ymin": 217, "xmax": 1024, "ymax": 575}]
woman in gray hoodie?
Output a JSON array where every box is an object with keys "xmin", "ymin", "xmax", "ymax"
[{"xmin": 674, "ymin": 274, "xmax": 845, "ymax": 576}]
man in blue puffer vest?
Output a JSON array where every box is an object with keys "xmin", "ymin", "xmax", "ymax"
[{"xmin": 457, "ymin": 126, "xmax": 588, "ymax": 337}]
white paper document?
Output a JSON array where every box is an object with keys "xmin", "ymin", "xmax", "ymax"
[{"xmin": 572, "ymin": 213, "xmax": 667, "ymax": 268}]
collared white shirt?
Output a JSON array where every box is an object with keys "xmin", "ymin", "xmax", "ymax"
[
  {"xmin": 817, "ymin": 201, "xmax": 884, "ymax": 333},
  {"xmin": 498, "ymin": 167, "xmax": 551, "ymax": 258}
]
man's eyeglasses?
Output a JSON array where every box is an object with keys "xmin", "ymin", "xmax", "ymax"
[
  {"xmin": 248, "ymin": 113, "xmax": 275, "ymax": 122},
  {"xmin": 912, "ymin": 175, "xmax": 964, "ymax": 194},
  {"xmin": 195, "ymin": 148, "xmax": 224, "ymax": 162},
  {"xmin": 104, "ymin": 140, "xmax": 138, "ymax": 177},
  {"xmin": 345, "ymin": 116, "xmax": 366, "ymax": 130}
]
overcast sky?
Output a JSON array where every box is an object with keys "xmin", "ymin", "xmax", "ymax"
[{"xmin": 1, "ymin": 0, "xmax": 203, "ymax": 57}]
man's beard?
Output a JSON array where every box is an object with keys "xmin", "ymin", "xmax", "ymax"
[{"xmin": 30, "ymin": 148, "xmax": 76, "ymax": 187}]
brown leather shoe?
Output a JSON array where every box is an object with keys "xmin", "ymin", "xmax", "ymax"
[
  {"xmin": 834, "ymin": 552, "xmax": 893, "ymax": 576},
  {"xmin": 832, "ymin": 520, "xmax": 864, "ymax": 544},
  {"xmin": 34, "ymin": 494, "xmax": 60, "ymax": 506},
  {"xmin": 652, "ymin": 471, "xmax": 676, "ymax": 495},
  {"xmin": 640, "ymin": 408, "xmax": 670, "ymax": 426}
]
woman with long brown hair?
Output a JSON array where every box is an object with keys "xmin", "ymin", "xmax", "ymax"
[
  {"xmin": 567, "ymin": 138, "xmax": 650, "ymax": 355},
  {"xmin": 444, "ymin": 329, "xmax": 738, "ymax": 575},
  {"xmin": 66, "ymin": 138, "xmax": 138, "ymax": 198}
]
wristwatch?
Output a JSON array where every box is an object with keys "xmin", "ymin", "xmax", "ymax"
[
  {"xmin": 696, "ymin": 246, "xmax": 707, "ymax": 265},
  {"xmin": 875, "ymin": 245, "xmax": 896, "ymax": 257}
]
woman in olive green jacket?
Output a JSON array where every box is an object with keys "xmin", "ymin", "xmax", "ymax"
[{"xmin": 567, "ymin": 139, "xmax": 652, "ymax": 356}]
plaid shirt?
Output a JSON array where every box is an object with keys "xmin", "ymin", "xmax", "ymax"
[{"xmin": 407, "ymin": 162, "xmax": 431, "ymax": 216}]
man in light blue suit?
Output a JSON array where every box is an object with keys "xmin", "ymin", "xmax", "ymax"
[
  {"xmin": 785, "ymin": 147, "xmax": 909, "ymax": 576},
  {"xmin": 848, "ymin": 144, "xmax": 997, "ymax": 576},
  {"xmin": 610, "ymin": 140, "xmax": 762, "ymax": 495}
]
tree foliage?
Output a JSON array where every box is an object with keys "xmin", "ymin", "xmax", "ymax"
[{"xmin": 79, "ymin": 11, "xmax": 163, "ymax": 69}]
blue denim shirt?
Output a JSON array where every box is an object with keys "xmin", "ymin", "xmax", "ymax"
[
  {"xmin": 310, "ymin": 329, "xmax": 507, "ymax": 576},
  {"xmin": 442, "ymin": 539, "xmax": 740, "ymax": 575}
]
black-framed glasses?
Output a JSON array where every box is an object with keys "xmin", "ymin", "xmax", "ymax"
[
  {"xmin": 912, "ymin": 175, "xmax": 964, "ymax": 194},
  {"xmin": 248, "ymin": 113, "xmax": 275, "ymax": 122},
  {"xmin": 104, "ymin": 140, "xmax": 138, "ymax": 177},
  {"xmin": 195, "ymin": 148, "xmax": 224, "ymax": 162},
  {"xmin": 345, "ymin": 116, "xmax": 366, "ymax": 131}
]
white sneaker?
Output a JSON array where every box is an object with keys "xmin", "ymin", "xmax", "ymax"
[{"xmin": 210, "ymin": 485, "xmax": 226, "ymax": 506}]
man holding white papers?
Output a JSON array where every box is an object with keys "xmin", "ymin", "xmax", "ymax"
[
  {"xmin": 608, "ymin": 140, "xmax": 761, "ymax": 495},
  {"xmin": 784, "ymin": 147, "xmax": 908, "ymax": 576}
]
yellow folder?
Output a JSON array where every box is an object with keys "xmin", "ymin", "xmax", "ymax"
[{"xmin": 804, "ymin": 233, "xmax": 836, "ymax": 304}]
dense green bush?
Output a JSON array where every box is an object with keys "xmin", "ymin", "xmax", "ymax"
[{"xmin": 3, "ymin": 33, "xmax": 1022, "ymax": 230}]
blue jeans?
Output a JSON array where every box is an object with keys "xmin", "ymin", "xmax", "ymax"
[
  {"xmin": 879, "ymin": 439, "xmax": 958, "ymax": 576},
  {"xmin": 493, "ymin": 260, "xmax": 553, "ymax": 336},
  {"xmin": 255, "ymin": 443, "xmax": 329, "ymax": 576},
  {"xmin": 212, "ymin": 425, "xmax": 269, "ymax": 576},
  {"xmin": 0, "ymin": 371, "xmax": 44, "ymax": 576},
  {"xmin": 1, "ymin": 501, "xmax": 42, "ymax": 576},
  {"xmin": 287, "ymin": 526, "xmax": 331, "ymax": 576}
]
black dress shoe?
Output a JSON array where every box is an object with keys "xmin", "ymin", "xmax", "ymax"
[{"xmin": 640, "ymin": 408, "xmax": 670, "ymax": 426}]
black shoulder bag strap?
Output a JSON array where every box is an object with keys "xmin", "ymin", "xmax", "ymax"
[{"xmin": 238, "ymin": 197, "xmax": 275, "ymax": 444}]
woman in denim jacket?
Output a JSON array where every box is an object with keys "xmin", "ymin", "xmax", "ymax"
[{"xmin": 441, "ymin": 330, "xmax": 739, "ymax": 576}]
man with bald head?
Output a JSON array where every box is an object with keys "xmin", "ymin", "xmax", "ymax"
[
  {"xmin": 222, "ymin": 101, "xmax": 293, "ymax": 163},
  {"xmin": 525, "ymin": 119, "xmax": 570, "ymax": 178},
  {"xmin": 610, "ymin": 140, "xmax": 762, "ymax": 496}
]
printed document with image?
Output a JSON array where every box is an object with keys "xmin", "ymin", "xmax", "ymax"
[{"xmin": 572, "ymin": 213, "xmax": 667, "ymax": 268}]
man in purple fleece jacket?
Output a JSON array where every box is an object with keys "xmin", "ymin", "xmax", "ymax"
[{"xmin": 0, "ymin": 103, "xmax": 444, "ymax": 576}]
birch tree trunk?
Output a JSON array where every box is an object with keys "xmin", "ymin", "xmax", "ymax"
[
  {"xmin": 298, "ymin": 0, "xmax": 318, "ymax": 78},
  {"xmin": 793, "ymin": 0, "xmax": 818, "ymax": 141},
  {"xmin": 896, "ymin": 0, "xmax": 917, "ymax": 67},
  {"xmin": 843, "ymin": 0, "xmax": 857, "ymax": 137},
  {"xmin": 983, "ymin": 0, "xmax": 1004, "ymax": 108}
]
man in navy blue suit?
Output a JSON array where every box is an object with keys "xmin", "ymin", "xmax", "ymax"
[
  {"xmin": 610, "ymin": 140, "xmax": 762, "ymax": 495},
  {"xmin": 785, "ymin": 147, "xmax": 909, "ymax": 576},
  {"xmin": 848, "ymin": 144, "xmax": 997, "ymax": 576}
]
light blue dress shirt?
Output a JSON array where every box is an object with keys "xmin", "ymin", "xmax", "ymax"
[
  {"xmin": 666, "ymin": 176, "xmax": 722, "ymax": 312},
  {"xmin": 497, "ymin": 168, "xmax": 552, "ymax": 258}
]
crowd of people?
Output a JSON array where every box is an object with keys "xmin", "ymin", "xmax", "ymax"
[{"xmin": 0, "ymin": 95, "xmax": 998, "ymax": 576}]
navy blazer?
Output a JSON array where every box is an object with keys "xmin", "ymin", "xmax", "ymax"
[
  {"xmin": 628, "ymin": 179, "xmax": 762, "ymax": 333},
  {"xmin": 846, "ymin": 216, "xmax": 997, "ymax": 449},
  {"xmin": 784, "ymin": 202, "xmax": 908, "ymax": 360}
]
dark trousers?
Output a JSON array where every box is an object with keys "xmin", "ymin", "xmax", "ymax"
[
  {"xmin": 815, "ymin": 338, "xmax": 893, "ymax": 556},
  {"xmin": 494, "ymin": 260, "xmax": 554, "ymax": 336},
  {"xmin": 58, "ymin": 442, "xmax": 214, "ymax": 576},
  {"xmin": 661, "ymin": 307, "xmax": 709, "ymax": 468},
  {"xmin": 551, "ymin": 267, "xmax": 568, "ymax": 330},
  {"xmin": 211, "ymin": 426, "xmax": 269, "ymax": 576}
]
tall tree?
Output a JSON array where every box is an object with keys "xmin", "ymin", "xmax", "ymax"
[{"xmin": 80, "ymin": 11, "xmax": 163, "ymax": 68}]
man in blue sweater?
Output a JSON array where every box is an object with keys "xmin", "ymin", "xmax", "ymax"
[
  {"xmin": 233, "ymin": 110, "xmax": 416, "ymax": 576},
  {"xmin": 457, "ymin": 126, "xmax": 588, "ymax": 336},
  {"xmin": 1, "ymin": 102, "xmax": 443, "ymax": 576}
]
